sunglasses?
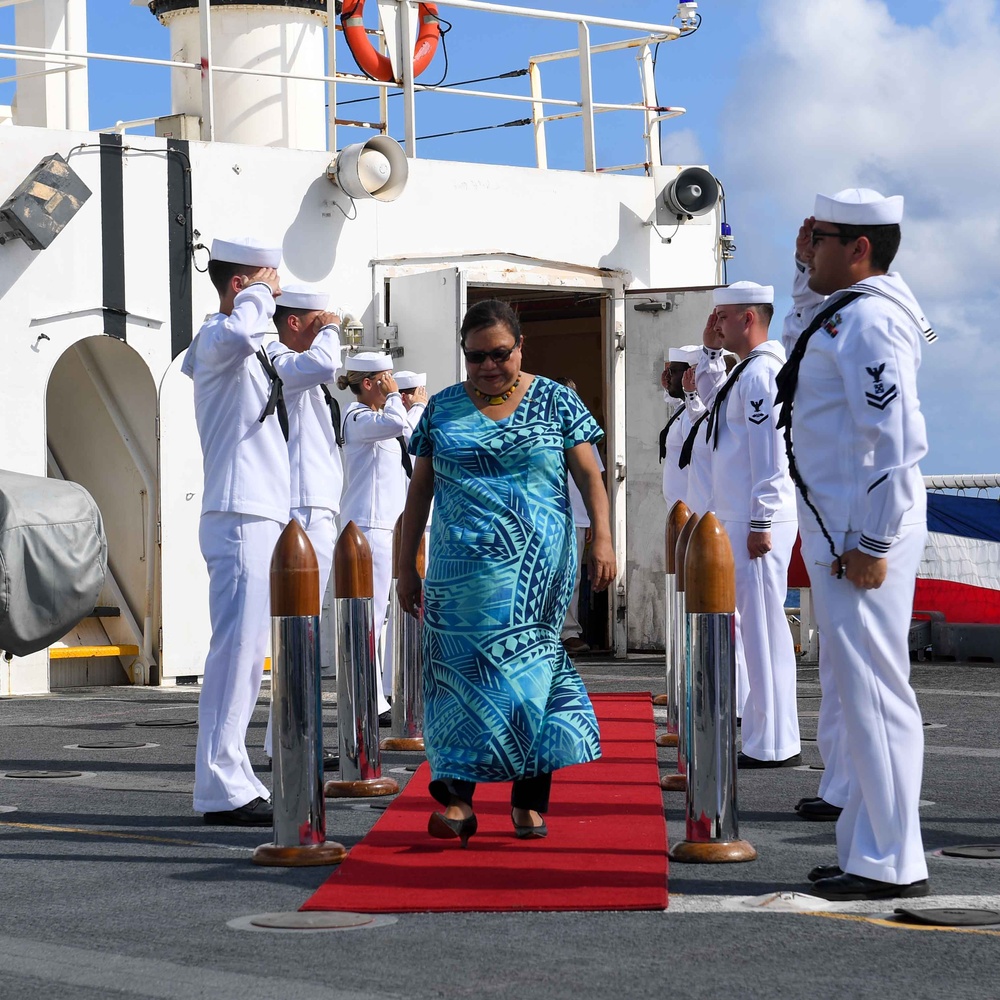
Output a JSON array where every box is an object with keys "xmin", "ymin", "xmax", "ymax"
[
  {"xmin": 462, "ymin": 343, "xmax": 520, "ymax": 364},
  {"xmin": 810, "ymin": 228, "xmax": 855, "ymax": 247}
]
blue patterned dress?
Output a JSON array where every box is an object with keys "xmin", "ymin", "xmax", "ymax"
[{"xmin": 408, "ymin": 377, "xmax": 603, "ymax": 785}]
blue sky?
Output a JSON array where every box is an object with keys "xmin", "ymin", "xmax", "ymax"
[{"xmin": 1, "ymin": 1, "xmax": 993, "ymax": 474}]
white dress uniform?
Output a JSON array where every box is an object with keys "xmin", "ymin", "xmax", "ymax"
[
  {"xmin": 662, "ymin": 392, "xmax": 705, "ymax": 510},
  {"xmin": 781, "ymin": 188, "xmax": 932, "ymax": 886},
  {"xmin": 339, "ymin": 359, "xmax": 410, "ymax": 713},
  {"xmin": 707, "ymin": 286, "xmax": 800, "ymax": 762},
  {"xmin": 262, "ymin": 283, "xmax": 346, "ymax": 759},
  {"xmin": 182, "ymin": 242, "xmax": 341, "ymax": 815},
  {"xmin": 689, "ymin": 346, "xmax": 750, "ymax": 714}
]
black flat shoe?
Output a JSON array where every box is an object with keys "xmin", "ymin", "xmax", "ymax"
[
  {"xmin": 323, "ymin": 751, "xmax": 340, "ymax": 770},
  {"xmin": 810, "ymin": 872, "xmax": 930, "ymax": 901},
  {"xmin": 203, "ymin": 796, "xmax": 273, "ymax": 827},
  {"xmin": 807, "ymin": 863, "xmax": 843, "ymax": 882},
  {"xmin": 511, "ymin": 809, "xmax": 548, "ymax": 840},
  {"xmin": 738, "ymin": 752, "xmax": 803, "ymax": 769},
  {"xmin": 797, "ymin": 798, "xmax": 843, "ymax": 821},
  {"xmin": 428, "ymin": 811, "xmax": 477, "ymax": 848}
]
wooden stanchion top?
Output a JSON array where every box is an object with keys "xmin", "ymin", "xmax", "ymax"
[
  {"xmin": 335, "ymin": 521, "xmax": 374, "ymax": 599},
  {"xmin": 392, "ymin": 514, "xmax": 426, "ymax": 580},
  {"xmin": 685, "ymin": 512, "xmax": 736, "ymax": 613},
  {"xmin": 270, "ymin": 519, "xmax": 320, "ymax": 617},
  {"xmin": 674, "ymin": 513, "xmax": 699, "ymax": 594},
  {"xmin": 665, "ymin": 500, "xmax": 691, "ymax": 575}
]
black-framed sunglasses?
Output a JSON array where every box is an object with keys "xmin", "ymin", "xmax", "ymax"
[
  {"xmin": 462, "ymin": 342, "xmax": 520, "ymax": 364},
  {"xmin": 810, "ymin": 228, "xmax": 855, "ymax": 247}
]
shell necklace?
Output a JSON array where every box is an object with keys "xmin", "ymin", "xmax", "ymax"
[{"xmin": 471, "ymin": 374, "xmax": 521, "ymax": 406}]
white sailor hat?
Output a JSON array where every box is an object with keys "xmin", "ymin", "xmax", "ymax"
[
  {"xmin": 394, "ymin": 370, "xmax": 426, "ymax": 390},
  {"xmin": 713, "ymin": 281, "xmax": 774, "ymax": 306},
  {"xmin": 814, "ymin": 188, "xmax": 904, "ymax": 226},
  {"xmin": 346, "ymin": 351, "xmax": 393, "ymax": 373},
  {"xmin": 667, "ymin": 345, "xmax": 702, "ymax": 365},
  {"xmin": 210, "ymin": 237, "xmax": 282, "ymax": 268},
  {"xmin": 278, "ymin": 283, "xmax": 329, "ymax": 311}
]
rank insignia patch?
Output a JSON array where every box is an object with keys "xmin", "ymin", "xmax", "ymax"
[
  {"xmin": 748, "ymin": 398, "xmax": 768, "ymax": 424},
  {"xmin": 864, "ymin": 362, "xmax": 898, "ymax": 410}
]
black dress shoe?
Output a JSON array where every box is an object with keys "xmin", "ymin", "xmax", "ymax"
[
  {"xmin": 797, "ymin": 798, "xmax": 843, "ymax": 821},
  {"xmin": 737, "ymin": 752, "xmax": 803, "ymax": 769},
  {"xmin": 203, "ymin": 797, "xmax": 273, "ymax": 827},
  {"xmin": 511, "ymin": 809, "xmax": 548, "ymax": 840},
  {"xmin": 795, "ymin": 796, "xmax": 822, "ymax": 810},
  {"xmin": 807, "ymin": 863, "xmax": 843, "ymax": 882},
  {"xmin": 810, "ymin": 872, "xmax": 930, "ymax": 901},
  {"xmin": 378, "ymin": 710, "xmax": 392, "ymax": 727},
  {"xmin": 428, "ymin": 811, "xmax": 478, "ymax": 848},
  {"xmin": 323, "ymin": 751, "xmax": 340, "ymax": 770}
]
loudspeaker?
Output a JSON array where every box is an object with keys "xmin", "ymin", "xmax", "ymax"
[
  {"xmin": 327, "ymin": 136, "xmax": 409, "ymax": 203},
  {"xmin": 657, "ymin": 166, "xmax": 719, "ymax": 223}
]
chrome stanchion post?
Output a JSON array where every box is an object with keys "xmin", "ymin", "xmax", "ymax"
[
  {"xmin": 655, "ymin": 500, "xmax": 691, "ymax": 748},
  {"xmin": 324, "ymin": 521, "xmax": 399, "ymax": 799},
  {"xmin": 670, "ymin": 512, "xmax": 756, "ymax": 863},
  {"xmin": 381, "ymin": 514, "xmax": 426, "ymax": 752},
  {"xmin": 661, "ymin": 512, "xmax": 698, "ymax": 792},
  {"xmin": 253, "ymin": 520, "xmax": 346, "ymax": 867}
]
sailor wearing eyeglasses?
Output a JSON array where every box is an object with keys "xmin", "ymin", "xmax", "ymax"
[
  {"xmin": 337, "ymin": 352, "xmax": 410, "ymax": 716},
  {"xmin": 777, "ymin": 188, "xmax": 933, "ymax": 902}
]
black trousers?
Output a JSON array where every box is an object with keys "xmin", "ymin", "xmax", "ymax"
[{"xmin": 429, "ymin": 773, "xmax": 552, "ymax": 813}]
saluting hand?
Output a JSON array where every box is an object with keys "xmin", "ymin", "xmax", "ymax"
[
  {"xmin": 241, "ymin": 267, "xmax": 281, "ymax": 297},
  {"xmin": 681, "ymin": 368, "xmax": 697, "ymax": 394},
  {"xmin": 408, "ymin": 386, "xmax": 429, "ymax": 407},
  {"xmin": 795, "ymin": 217, "xmax": 816, "ymax": 267},
  {"xmin": 702, "ymin": 309, "xmax": 723, "ymax": 351},
  {"xmin": 313, "ymin": 310, "xmax": 342, "ymax": 334},
  {"xmin": 377, "ymin": 373, "xmax": 399, "ymax": 397}
]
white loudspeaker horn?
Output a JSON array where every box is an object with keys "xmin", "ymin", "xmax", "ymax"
[
  {"xmin": 660, "ymin": 166, "xmax": 719, "ymax": 220},
  {"xmin": 327, "ymin": 136, "xmax": 409, "ymax": 202}
]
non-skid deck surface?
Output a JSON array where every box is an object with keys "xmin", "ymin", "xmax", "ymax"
[{"xmin": 301, "ymin": 692, "xmax": 668, "ymax": 913}]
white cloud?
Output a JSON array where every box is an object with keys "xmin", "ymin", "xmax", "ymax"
[
  {"xmin": 659, "ymin": 126, "xmax": 704, "ymax": 167},
  {"xmin": 717, "ymin": 0, "xmax": 1000, "ymax": 473}
]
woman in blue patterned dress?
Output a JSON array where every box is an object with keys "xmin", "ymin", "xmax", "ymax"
[{"xmin": 397, "ymin": 300, "xmax": 616, "ymax": 847}]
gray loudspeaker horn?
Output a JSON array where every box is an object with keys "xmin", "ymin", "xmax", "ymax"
[
  {"xmin": 327, "ymin": 136, "xmax": 409, "ymax": 203},
  {"xmin": 659, "ymin": 166, "xmax": 719, "ymax": 221}
]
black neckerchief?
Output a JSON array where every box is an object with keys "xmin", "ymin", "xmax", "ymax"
[
  {"xmin": 774, "ymin": 289, "xmax": 865, "ymax": 572},
  {"xmin": 705, "ymin": 353, "xmax": 763, "ymax": 450},
  {"xmin": 397, "ymin": 437, "xmax": 413, "ymax": 478},
  {"xmin": 320, "ymin": 385, "xmax": 345, "ymax": 447},
  {"xmin": 658, "ymin": 404, "xmax": 685, "ymax": 462},
  {"xmin": 678, "ymin": 409, "xmax": 711, "ymax": 470},
  {"xmin": 256, "ymin": 349, "xmax": 288, "ymax": 442}
]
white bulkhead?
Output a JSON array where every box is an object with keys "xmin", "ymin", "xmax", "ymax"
[{"xmin": 0, "ymin": 2, "xmax": 722, "ymax": 695}]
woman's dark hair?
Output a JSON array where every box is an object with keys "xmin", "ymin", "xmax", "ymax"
[{"xmin": 460, "ymin": 299, "xmax": 521, "ymax": 346}]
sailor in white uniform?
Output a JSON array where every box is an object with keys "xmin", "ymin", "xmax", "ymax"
[
  {"xmin": 394, "ymin": 370, "xmax": 429, "ymax": 441},
  {"xmin": 262, "ymin": 282, "xmax": 346, "ymax": 760},
  {"xmin": 660, "ymin": 345, "xmax": 705, "ymax": 511},
  {"xmin": 776, "ymin": 188, "xmax": 933, "ymax": 901},
  {"xmin": 704, "ymin": 282, "xmax": 800, "ymax": 767},
  {"xmin": 183, "ymin": 238, "xmax": 341, "ymax": 825},
  {"xmin": 338, "ymin": 352, "xmax": 410, "ymax": 715}
]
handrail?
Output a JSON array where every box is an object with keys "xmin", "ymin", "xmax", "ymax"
[
  {"xmin": 925, "ymin": 475, "xmax": 1000, "ymax": 491},
  {"xmin": 1, "ymin": 1, "xmax": 683, "ymax": 172}
]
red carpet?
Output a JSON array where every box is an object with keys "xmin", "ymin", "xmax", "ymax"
[{"xmin": 301, "ymin": 692, "xmax": 668, "ymax": 913}]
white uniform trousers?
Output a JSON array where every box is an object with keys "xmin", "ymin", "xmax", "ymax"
[
  {"xmin": 194, "ymin": 512, "xmax": 279, "ymax": 813},
  {"xmin": 734, "ymin": 615, "xmax": 750, "ymax": 718},
  {"xmin": 264, "ymin": 506, "xmax": 337, "ymax": 757},
  {"xmin": 800, "ymin": 524, "xmax": 928, "ymax": 885},
  {"xmin": 720, "ymin": 518, "xmax": 801, "ymax": 761},
  {"xmin": 815, "ymin": 643, "xmax": 850, "ymax": 807},
  {"xmin": 361, "ymin": 525, "xmax": 393, "ymax": 714},
  {"xmin": 561, "ymin": 527, "xmax": 587, "ymax": 640}
]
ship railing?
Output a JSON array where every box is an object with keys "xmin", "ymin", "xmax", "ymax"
[
  {"xmin": 925, "ymin": 475, "xmax": 1000, "ymax": 496},
  {"xmin": 0, "ymin": 0, "xmax": 690, "ymax": 174}
]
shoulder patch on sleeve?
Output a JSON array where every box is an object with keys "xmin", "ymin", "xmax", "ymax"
[
  {"xmin": 864, "ymin": 361, "xmax": 898, "ymax": 410},
  {"xmin": 747, "ymin": 397, "xmax": 769, "ymax": 424}
]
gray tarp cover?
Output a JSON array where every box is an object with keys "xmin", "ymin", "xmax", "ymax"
[{"xmin": 0, "ymin": 469, "xmax": 107, "ymax": 657}]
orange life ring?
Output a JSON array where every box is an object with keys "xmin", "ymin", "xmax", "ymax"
[{"xmin": 342, "ymin": 0, "xmax": 441, "ymax": 83}]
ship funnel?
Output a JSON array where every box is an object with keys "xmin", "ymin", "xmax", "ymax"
[{"xmin": 326, "ymin": 136, "xmax": 409, "ymax": 203}]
